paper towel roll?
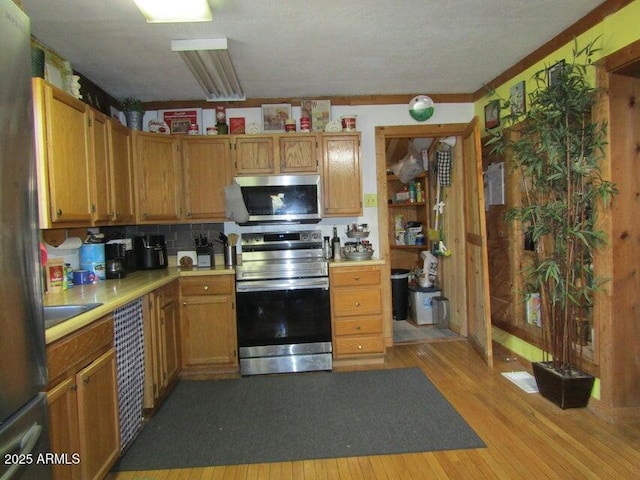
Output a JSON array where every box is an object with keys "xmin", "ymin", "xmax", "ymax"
[{"xmin": 45, "ymin": 237, "xmax": 83, "ymax": 269}]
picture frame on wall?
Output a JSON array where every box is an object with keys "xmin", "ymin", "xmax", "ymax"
[
  {"xmin": 510, "ymin": 81, "xmax": 526, "ymax": 116},
  {"xmin": 159, "ymin": 108, "xmax": 202, "ymax": 134},
  {"xmin": 261, "ymin": 103, "xmax": 291, "ymax": 132},
  {"xmin": 301, "ymin": 99, "xmax": 331, "ymax": 132},
  {"xmin": 547, "ymin": 60, "xmax": 566, "ymax": 87},
  {"xmin": 484, "ymin": 100, "xmax": 500, "ymax": 130}
]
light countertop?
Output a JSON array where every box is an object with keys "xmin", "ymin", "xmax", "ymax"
[{"xmin": 44, "ymin": 266, "xmax": 235, "ymax": 344}]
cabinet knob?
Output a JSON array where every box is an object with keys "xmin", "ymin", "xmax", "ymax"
[
  {"xmin": 355, "ymin": 301, "xmax": 360, "ymax": 307},
  {"xmin": 182, "ymin": 301, "xmax": 187, "ymax": 306},
  {"xmin": 70, "ymin": 383, "xmax": 77, "ymax": 391},
  {"xmin": 83, "ymin": 378, "xmax": 90, "ymax": 385},
  {"xmin": 186, "ymin": 212, "xmax": 191, "ymax": 217},
  {"xmin": 357, "ymin": 344, "xmax": 363, "ymax": 350},
  {"xmin": 203, "ymin": 285, "xmax": 209, "ymax": 291},
  {"xmin": 356, "ymin": 325, "xmax": 361, "ymax": 330},
  {"xmin": 56, "ymin": 209, "xmax": 62, "ymax": 218},
  {"xmin": 354, "ymin": 276, "xmax": 360, "ymax": 281},
  {"xmin": 142, "ymin": 213, "xmax": 148, "ymax": 219}
]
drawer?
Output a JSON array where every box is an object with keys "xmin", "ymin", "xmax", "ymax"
[
  {"xmin": 334, "ymin": 336, "xmax": 385, "ymax": 356},
  {"xmin": 332, "ymin": 287, "xmax": 382, "ymax": 317},
  {"xmin": 331, "ymin": 267, "xmax": 380, "ymax": 287},
  {"xmin": 47, "ymin": 314, "xmax": 113, "ymax": 383},
  {"xmin": 181, "ymin": 275, "xmax": 233, "ymax": 296},
  {"xmin": 333, "ymin": 316, "xmax": 382, "ymax": 336}
]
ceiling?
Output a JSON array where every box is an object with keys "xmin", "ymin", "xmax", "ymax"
[{"xmin": 22, "ymin": 0, "xmax": 607, "ymax": 103}]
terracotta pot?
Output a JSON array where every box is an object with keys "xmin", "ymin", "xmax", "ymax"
[{"xmin": 532, "ymin": 361, "xmax": 595, "ymax": 409}]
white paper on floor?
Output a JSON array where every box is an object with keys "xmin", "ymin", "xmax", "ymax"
[{"xmin": 501, "ymin": 371, "xmax": 539, "ymax": 393}]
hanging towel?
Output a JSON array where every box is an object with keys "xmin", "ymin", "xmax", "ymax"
[
  {"xmin": 436, "ymin": 146, "xmax": 452, "ymax": 187},
  {"xmin": 224, "ymin": 182, "xmax": 250, "ymax": 224}
]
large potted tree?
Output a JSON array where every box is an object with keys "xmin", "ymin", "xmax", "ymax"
[{"xmin": 488, "ymin": 38, "xmax": 617, "ymax": 409}]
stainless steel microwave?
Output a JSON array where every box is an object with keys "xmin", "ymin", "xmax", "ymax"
[{"xmin": 235, "ymin": 174, "xmax": 322, "ymax": 225}]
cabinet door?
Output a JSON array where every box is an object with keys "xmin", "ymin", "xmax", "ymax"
[
  {"xmin": 134, "ymin": 132, "xmax": 182, "ymax": 222},
  {"xmin": 89, "ymin": 110, "xmax": 111, "ymax": 223},
  {"xmin": 160, "ymin": 286, "xmax": 181, "ymax": 387},
  {"xmin": 233, "ymin": 136, "xmax": 276, "ymax": 175},
  {"xmin": 42, "ymin": 82, "xmax": 93, "ymax": 224},
  {"xmin": 279, "ymin": 134, "xmax": 319, "ymax": 173},
  {"xmin": 109, "ymin": 121, "xmax": 135, "ymax": 224},
  {"xmin": 47, "ymin": 376, "xmax": 80, "ymax": 480},
  {"xmin": 76, "ymin": 348, "xmax": 120, "ymax": 480},
  {"xmin": 322, "ymin": 133, "xmax": 362, "ymax": 216},
  {"xmin": 181, "ymin": 295, "xmax": 237, "ymax": 367},
  {"xmin": 182, "ymin": 136, "xmax": 232, "ymax": 220}
]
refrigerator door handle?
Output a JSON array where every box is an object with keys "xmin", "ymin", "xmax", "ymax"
[{"xmin": 0, "ymin": 423, "xmax": 43, "ymax": 480}]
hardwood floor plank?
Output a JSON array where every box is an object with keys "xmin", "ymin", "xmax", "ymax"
[{"xmin": 108, "ymin": 341, "xmax": 640, "ymax": 480}]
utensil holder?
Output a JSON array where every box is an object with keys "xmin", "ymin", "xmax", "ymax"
[{"xmin": 224, "ymin": 245, "xmax": 237, "ymax": 268}]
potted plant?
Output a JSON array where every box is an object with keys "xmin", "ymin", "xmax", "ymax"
[
  {"xmin": 120, "ymin": 97, "xmax": 144, "ymax": 130},
  {"xmin": 487, "ymin": 38, "xmax": 617, "ymax": 409}
]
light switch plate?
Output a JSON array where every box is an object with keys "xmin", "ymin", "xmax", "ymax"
[{"xmin": 364, "ymin": 193, "xmax": 378, "ymax": 207}]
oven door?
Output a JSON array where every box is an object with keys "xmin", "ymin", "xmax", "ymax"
[{"xmin": 236, "ymin": 277, "xmax": 331, "ymax": 349}]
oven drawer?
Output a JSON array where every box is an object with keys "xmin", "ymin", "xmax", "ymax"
[
  {"xmin": 181, "ymin": 275, "xmax": 233, "ymax": 296},
  {"xmin": 334, "ymin": 336, "xmax": 385, "ymax": 356},
  {"xmin": 330, "ymin": 267, "xmax": 381, "ymax": 287},
  {"xmin": 331, "ymin": 287, "xmax": 382, "ymax": 317},
  {"xmin": 333, "ymin": 315, "xmax": 382, "ymax": 336}
]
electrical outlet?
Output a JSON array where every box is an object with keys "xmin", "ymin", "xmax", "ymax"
[{"xmin": 364, "ymin": 194, "xmax": 378, "ymax": 207}]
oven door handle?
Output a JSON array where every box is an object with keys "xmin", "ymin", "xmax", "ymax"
[{"xmin": 236, "ymin": 277, "xmax": 329, "ymax": 292}]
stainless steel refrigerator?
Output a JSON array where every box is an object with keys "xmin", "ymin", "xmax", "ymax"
[{"xmin": 0, "ymin": 0, "xmax": 52, "ymax": 478}]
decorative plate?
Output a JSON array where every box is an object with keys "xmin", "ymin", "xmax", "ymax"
[
  {"xmin": 409, "ymin": 95, "xmax": 435, "ymax": 122},
  {"xmin": 148, "ymin": 119, "xmax": 170, "ymax": 134},
  {"xmin": 324, "ymin": 120, "xmax": 342, "ymax": 132}
]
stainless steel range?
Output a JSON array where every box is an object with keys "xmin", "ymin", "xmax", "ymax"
[{"xmin": 235, "ymin": 230, "xmax": 331, "ymax": 375}]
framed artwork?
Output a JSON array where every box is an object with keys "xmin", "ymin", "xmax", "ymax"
[
  {"xmin": 261, "ymin": 103, "xmax": 291, "ymax": 132},
  {"xmin": 301, "ymin": 99, "xmax": 331, "ymax": 132},
  {"xmin": 547, "ymin": 60, "xmax": 566, "ymax": 87},
  {"xmin": 510, "ymin": 81, "xmax": 526, "ymax": 116},
  {"xmin": 159, "ymin": 108, "xmax": 202, "ymax": 134},
  {"xmin": 484, "ymin": 100, "xmax": 500, "ymax": 130}
]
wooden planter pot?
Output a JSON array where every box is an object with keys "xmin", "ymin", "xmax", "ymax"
[{"xmin": 532, "ymin": 361, "xmax": 595, "ymax": 409}]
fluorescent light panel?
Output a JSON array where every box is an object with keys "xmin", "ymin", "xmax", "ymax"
[
  {"xmin": 171, "ymin": 38, "xmax": 245, "ymax": 101},
  {"xmin": 134, "ymin": 0, "xmax": 212, "ymax": 23}
]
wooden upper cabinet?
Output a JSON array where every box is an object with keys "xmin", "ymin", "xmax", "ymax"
[
  {"xmin": 33, "ymin": 79, "xmax": 93, "ymax": 226},
  {"xmin": 279, "ymin": 134, "xmax": 319, "ymax": 173},
  {"xmin": 233, "ymin": 135, "xmax": 276, "ymax": 175},
  {"xmin": 322, "ymin": 133, "xmax": 362, "ymax": 217},
  {"xmin": 133, "ymin": 131, "xmax": 182, "ymax": 223},
  {"xmin": 89, "ymin": 110, "xmax": 111, "ymax": 223},
  {"xmin": 182, "ymin": 136, "xmax": 232, "ymax": 221},
  {"xmin": 108, "ymin": 121, "xmax": 135, "ymax": 224}
]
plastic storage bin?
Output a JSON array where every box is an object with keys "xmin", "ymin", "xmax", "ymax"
[
  {"xmin": 391, "ymin": 269, "xmax": 410, "ymax": 320},
  {"xmin": 409, "ymin": 286, "xmax": 441, "ymax": 325}
]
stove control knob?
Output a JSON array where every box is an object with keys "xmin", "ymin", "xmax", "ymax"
[
  {"xmin": 300, "ymin": 232, "xmax": 310, "ymax": 241},
  {"xmin": 310, "ymin": 231, "xmax": 321, "ymax": 241}
]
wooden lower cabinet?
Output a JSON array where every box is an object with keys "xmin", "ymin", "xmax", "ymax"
[
  {"xmin": 46, "ymin": 316, "xmax": 120, "ymax": 480},
  {"xmin": 143, "ymin": 281, "xmax": 181, "ymax": 410},
  {"xmin": 330, "ymin": 265, "xmax": 385, "ymax": 362},
  {"xmin": 180, "ymin": 275, "xmax": 238, "ymax": 376}
]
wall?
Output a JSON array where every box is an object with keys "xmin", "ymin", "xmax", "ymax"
[
  {"xmin": 476, "ymin": 0, "xmax": 640, "ymax": 406},
  {"xmin": 139, "ymin": 103, "xmax": 474, "ymax": 251}
]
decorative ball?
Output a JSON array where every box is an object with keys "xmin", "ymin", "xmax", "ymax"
[{"xmin": 409, "ymin": 95, "xmax": 435, "ymax": 122}]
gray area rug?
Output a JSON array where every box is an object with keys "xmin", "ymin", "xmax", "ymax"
[{"xmin": 114, "ymin": 368, "xmax": 485, "ymax": 470}]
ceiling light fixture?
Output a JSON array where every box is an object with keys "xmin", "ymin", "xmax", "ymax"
[
  {"xmin": 133, "ymin": 0, "xmax": 212, "ymax": 23},
  {"xmin": 171, "ymin": 38, "xmax": 245, "ymax": 101}
]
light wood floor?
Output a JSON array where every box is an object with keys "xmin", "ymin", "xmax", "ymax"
[{"xmin": 107, "ymin": 339, "xmax": 640, "ymax": 479}]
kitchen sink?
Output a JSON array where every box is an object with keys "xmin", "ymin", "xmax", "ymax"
[{"xmin": 43, "ymin": 303, "xmax": 103, "ymax": 328}]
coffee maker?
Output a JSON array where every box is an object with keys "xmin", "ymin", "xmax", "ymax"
[{"xmin": 105, "ymin": 242, "xmax": 127, "ymax": 279}]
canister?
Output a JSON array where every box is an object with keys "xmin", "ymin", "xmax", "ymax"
[{"xmin": 79, "ymin": 243, "xmax": 105, "ymax": 281}]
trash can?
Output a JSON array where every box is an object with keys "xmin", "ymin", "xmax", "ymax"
[{"xmin": 391, "ymin": 268, "xmax": 410, "ymax": 320}]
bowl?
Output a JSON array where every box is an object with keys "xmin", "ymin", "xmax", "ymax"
[
  {"xmin": 346, "ymin": 230, "xmax": 370, "ymax": 239},
  {"xmin": 344, "ymin": 250, "xmax": 374, "ymax": 261}
]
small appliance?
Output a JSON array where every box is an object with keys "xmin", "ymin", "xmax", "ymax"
[
  {"xmin": 105, "ymin": 242, "xmax": 127, "ymax": 279},
  {"xmin": 134, "ymin": 235, "xmax": 168, "ymax": 270}
]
